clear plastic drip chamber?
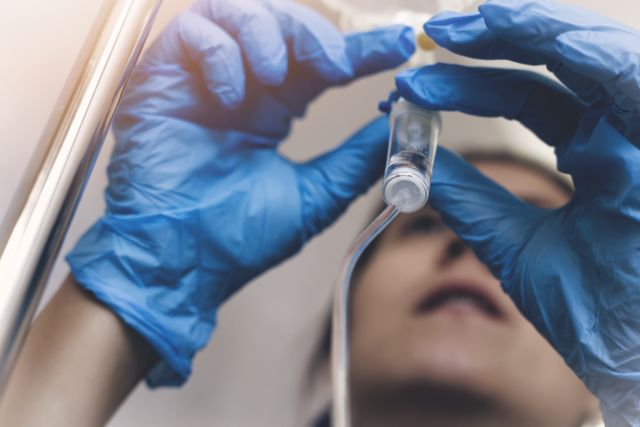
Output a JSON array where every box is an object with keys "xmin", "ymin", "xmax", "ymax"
[
  {"xmin": 383, "ymin": 99, "xmax": 441, "ymax": 213},
  {"xmin": 331, "ymin": 100, "xmax": 441, "ymax": 427}
]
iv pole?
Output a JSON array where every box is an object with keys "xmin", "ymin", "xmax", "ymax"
[{"xmin": 0, "ymin": 0, "xmax": 162, "ymax": 397}]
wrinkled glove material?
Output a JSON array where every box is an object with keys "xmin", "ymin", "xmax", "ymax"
[
  {"xmin": 67, "ymin": 0, "xmax": 414, "ymax": 386},
  {"xmin": 395, "ymin": 1, "xmax": 640, "ymax": 425}
]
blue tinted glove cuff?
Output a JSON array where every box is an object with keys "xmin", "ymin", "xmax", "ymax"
[{"xmin": 66, "ymin": 213, "xmax": 222, "ymax": 387}]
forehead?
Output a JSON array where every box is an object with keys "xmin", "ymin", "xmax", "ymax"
[{"xmin": 473, "ymin": 160, "xmax": 569, "ymax": 209}]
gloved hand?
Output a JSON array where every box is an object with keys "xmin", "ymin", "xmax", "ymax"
[
  {"xmin": 394, "ymin": 0, "xmax": 640, "ymax": 425},
  {"xmin": 67, "ymin": 0, "xmax": 414, "ymax": 387}
]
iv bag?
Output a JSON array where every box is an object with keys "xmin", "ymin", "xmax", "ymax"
[{"xmin": 321, "ymin": 0, "xmax": 480, "ymax": 51}]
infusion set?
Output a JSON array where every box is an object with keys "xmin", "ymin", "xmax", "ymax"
[
  {"xmin": 384, "ymin": 100, "xmax": 441, "ymax": 213},
  {"xmin": 320, "ymin": 0, "xmax": 480, "ymax": 62},
  {"xmin": 323, "ymin": 1, "xmax": 481, "ymax": 424},
  {"xmin": 331, "ymin": 98, "xmax": 442, "ymax": 427}
]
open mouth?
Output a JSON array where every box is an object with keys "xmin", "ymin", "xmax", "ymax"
[{"xmin": 415, "ymin": 284, "xmax": 502, "ymax": 319}]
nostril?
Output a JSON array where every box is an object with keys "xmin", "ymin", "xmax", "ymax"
[{"xmin": 446, "ymin": 239, "xmax": 466, "ymax": 259}]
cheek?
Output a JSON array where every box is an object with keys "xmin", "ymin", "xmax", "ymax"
[
  {"xmin": 494, "ymin": 299, "xmax": 594, "ymax": 417},
  {"xmin": 510, "ymin": 317, "xmax": 587, "ymax": 389},
  {"xmin": 349, "ymin": 242, "xmax": 441, "ymax": 379},
  {"xmin": 352, "ymin": 241, "xmax": 441, "ymax": 326}
]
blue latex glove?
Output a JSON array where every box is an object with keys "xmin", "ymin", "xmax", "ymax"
[
  {"xmin": 395, "ymin": 0, "xmax": 640, "ymax": 425},
  {"xmin": 67, "ymin": 0, "xmax": 414, "ymax": 387}
]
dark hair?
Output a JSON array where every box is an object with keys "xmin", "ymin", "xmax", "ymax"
[{"xmin": 304, "ymin": 149, "xmax": 574, "ymax": 412}]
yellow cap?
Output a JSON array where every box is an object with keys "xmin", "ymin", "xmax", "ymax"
[{"xmin": 417, "ymin": 32, "xmax": 437, "ymax": 51}]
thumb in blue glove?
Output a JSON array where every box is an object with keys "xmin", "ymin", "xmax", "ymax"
[{"xmin": 68, "ymin": 0, "xmax": 415, "ymax": 387}]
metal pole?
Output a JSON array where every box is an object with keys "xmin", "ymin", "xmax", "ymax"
[{"xmin": 0, "ymin": 0, "xmax": 162, "ymax": 395}]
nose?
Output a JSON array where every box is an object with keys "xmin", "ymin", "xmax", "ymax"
[
  {"xmin": 446, "ymin": 238, "xmax": 466, "ymax": 260},
  {"xmin": 438, "ymin": 230, "xmax": 473, "ymax": 268}
]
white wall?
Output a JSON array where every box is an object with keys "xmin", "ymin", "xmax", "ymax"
[{"xmin": 1, "ymin": 1, "xmax": 638, "ymax": 426}]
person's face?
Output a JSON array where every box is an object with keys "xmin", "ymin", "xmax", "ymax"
[{"xmin": 349, "ymin": 160, "xmax": 599, "ymax": 427}]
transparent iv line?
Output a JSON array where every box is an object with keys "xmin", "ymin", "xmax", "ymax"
[
  {"xmin": 331, "ymin": 99, "xmax": 440, "ymax": 427},
  {"xmin": 331, "ymin": 205, "xmax": 399, "ymax": 427}
]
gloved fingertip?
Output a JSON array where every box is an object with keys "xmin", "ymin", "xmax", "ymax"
[
  {"xmin": 394, "ymin": 67, "xmax": 427, "ymax": 104},
  {"xmin": 396, "ymin": 25, "xmax": 417, "ymax": 60},
  {"xmin": 423, "ymin": 24, "xmax": 449, "ymax": 45}
]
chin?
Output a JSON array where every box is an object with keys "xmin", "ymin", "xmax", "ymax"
[
  {"xmin": 397, "ymin": 330, "xmax": 510, "ymax": 401},
  {"xmin": 351, "ymin": 377, "xmax": 527, "ymax": 427}
]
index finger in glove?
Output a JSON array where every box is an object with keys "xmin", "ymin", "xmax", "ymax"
[
  {"xmin": 395, "ymin": 64, "xmax": 586, "ymax": 147},
  {"xmin": 424, "ymin": 9, "xmax": 610, "ymax": 107},
  {"xmin": 479, "ymin": 0, "xmax": 640, "ymax": 109}
]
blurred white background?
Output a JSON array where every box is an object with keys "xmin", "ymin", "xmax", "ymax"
[{"xmin": 0, "ymin": 0, "xmax": 638, "ymax": 426}]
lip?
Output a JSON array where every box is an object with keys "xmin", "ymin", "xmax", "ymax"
[{"xmin": 414, "ymin": 280, "xmax": 505, "ymax": 320}]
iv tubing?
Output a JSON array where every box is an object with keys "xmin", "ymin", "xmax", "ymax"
[{"xmin": 331, "ymin": 205, "xmax": 399, "ymax": 427}]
